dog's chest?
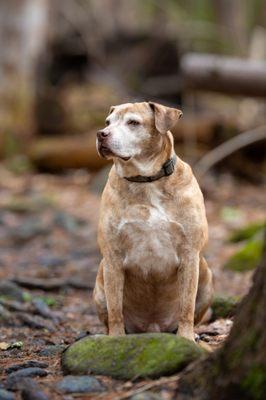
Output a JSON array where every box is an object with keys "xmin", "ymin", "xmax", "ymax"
[{"xmin": 116, "ymin": 188, "xmax": 181, "ymax": 275}]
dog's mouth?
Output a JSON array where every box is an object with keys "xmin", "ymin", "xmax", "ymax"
[
  {"xmin": 98, "ymin": 144, "xmax": 113, "ymax": 159},
  {"xmin": 98, "ymin": 144, "xmax": 131, "ymax": 161}
]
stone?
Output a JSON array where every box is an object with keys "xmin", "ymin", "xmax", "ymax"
[
  {"xmin": 21, "ymin": 388, "xmax": 49, "ymax": 400},
  {"xmin": 56, "ymin": 376, "xmax": 104, "ymax": 394},
  {"xmin": 5, "ymin": 361, "xmax": 48, "ymax": 375},
  {"xmin": 6, "ymin": 368, "xmax": 48, "ymax": 390},
  {"xmin": 0, "ymin": 388, "xmax": 15, "ymax": 400},
  {"xmin": 39, "ymin": 344, "xmax": 66, "ymax": 357},
  {"xmin": 62, "ymin": 333, "xmax": 205, "ymax": 380},
  {"xmin": 0, "ymin": 281, "xmax": 25, "ymax": 301}
]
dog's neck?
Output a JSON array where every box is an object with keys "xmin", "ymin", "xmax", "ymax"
[{"xmin": 114, "ymin": 132, "xmax": 175, "ymax": 179}]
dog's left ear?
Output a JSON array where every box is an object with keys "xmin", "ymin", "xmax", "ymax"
[{"xmin": 149, "ymin": 102, "xmax": 182, "ymax": 134}]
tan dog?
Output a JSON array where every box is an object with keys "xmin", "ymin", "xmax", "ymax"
[{"xmin": 93, "ymin": 101, "xmax": 213, "ymax": 341}]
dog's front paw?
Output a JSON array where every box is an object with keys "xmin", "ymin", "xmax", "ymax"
[
  {"xmin": 177, "ymin": 326, "xmax": 195, "ymax": 342},
  {"xmin": 108, "ymin": 326, "xmax": 125, "ymax": 336}
]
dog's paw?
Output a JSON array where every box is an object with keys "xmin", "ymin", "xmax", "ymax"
[{"xmin": 108, "ymin": 327, "xmax": 126, "ymax": 336}]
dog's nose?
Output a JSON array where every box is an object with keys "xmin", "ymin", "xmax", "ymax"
[{"xmin": 97, "ymin": 130, "xmax": 110, "ymax": 140}]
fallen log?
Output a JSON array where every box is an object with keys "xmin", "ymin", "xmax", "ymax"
[
  {"xmin": 181, "ymin": 53, "xmax": 266, "ymax": 97},
  {"xmin": 28, "ymin": 133, "xmax": 109, "ymax": 171}
]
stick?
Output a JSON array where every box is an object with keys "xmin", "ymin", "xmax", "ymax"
[{"xmin": 194, "ymin": 125, "xmax": 266, "ymax": 179}]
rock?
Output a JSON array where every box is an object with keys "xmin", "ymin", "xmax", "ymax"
[
  {"xmin": 0, "ymin": 281, "xmax": 25, "ymax": 301},
  {"xmin": 211, "ymin": 296, "xmax": 239, "ymax": 320},
  {"xmin": 62, "ymin": 333, "xmax": 205, "ymax": 380},
  {"xmin": 56, "ymin": 376, "xmax": 104, "ymax": 394},
  {"xmin": 21, "ymin": 388, "xmax": 49, "ymax": 400},
  {"xmin": 224, "ymin": 237, "xmax": 263, "ymax": 272},
  {"xmin": 39, "ymin": 344, "xmax": 66, "ymax": 357},
  {"xmin": 5, "ymin": 361, "xmax": 48, "ymax": 374},
  {"xmin": 0, "ymin": 389, "xmax": 15, "ymax": 400},
  {"xmin": 6, "ymin": 369, "xmax": 48, "ymax": 390}
]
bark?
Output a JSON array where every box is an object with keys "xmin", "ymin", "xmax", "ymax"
[
  {"xmin": 0, "ymin": 0, "xmax": 49, "ymax": 136},
  {"xmin": 177, "ymin": 238, "xmax": 266, "ymax": 400}
]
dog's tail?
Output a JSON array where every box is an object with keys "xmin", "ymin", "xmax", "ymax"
[{"xmin": 147, "ymin": 323, "xmax": 161, "ymax": 333}]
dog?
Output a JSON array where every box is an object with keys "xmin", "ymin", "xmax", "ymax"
[{"xmin": 93, "ymin": 101, "xmax": 213, "ymax": 341}]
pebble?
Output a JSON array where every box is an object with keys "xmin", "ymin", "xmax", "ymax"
[
  {"xmin": 0, "ymin": 388, "xmax": 15, "ymax": 400},
  {"xmin": 6, "ymin": 368, "xmax": 48, "ymax": 390},
  {"xmin": 5, "ymin": 361, "xmax": 48, "ymax": 374},
  {"xmin": 39, "ymin": 344, "xmax": 66, "ymax": 357},
  {"xmin": 56, "ymin": 376, "xmax": 104, "ymax": 394},
  {"xmin": 0, "ymin": 281, "xmax": 24, "ymax": 301},
  {"xmin": 21, "ymin": 388, "xmax": 49, "ymax": 400}
]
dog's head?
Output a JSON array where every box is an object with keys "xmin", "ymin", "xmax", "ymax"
[{"xmin": 96, "ymin": 102, "xmax": 182, "ymax": 161}]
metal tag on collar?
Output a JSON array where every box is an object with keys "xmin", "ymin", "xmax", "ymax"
[{"xmin": 163, "ymin": 157, "xmax": 175, "ymax": 176}]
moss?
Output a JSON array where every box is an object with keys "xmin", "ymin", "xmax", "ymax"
[
  {"xmin": 61, "ymin": 334, "xmax": 205, "ymax": 380},
  {"xmin": 224, "ymin": 238, "xmax": 264, "ymax": 272},
  {"xmin": 241, "ymin": 364, "xmax": 266, "ymax": 400},
  {"xmin": 229, "ymin": 222, "xmax": 265, "ymax": 243},
  {"xmin": 211, "ymin": 296, "xmax": 239, "ymax": 320}
]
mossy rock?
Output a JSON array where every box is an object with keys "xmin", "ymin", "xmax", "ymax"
[
  {"xmin": 228, "ymin": 222, "xmax": 265, "ymax": 243},
  {"xmin": 61, "ymin": 334, "xmax": 205, "ymax": 380},
  {"xmin": 224, "ymin": 237, "xmax": 264, "ymax": 272},
  {"xmin": 211, "ymin": 296, "xmax": 239, "ymax": 320}
]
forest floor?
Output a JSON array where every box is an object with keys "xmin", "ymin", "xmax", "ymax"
[{"xmin": 0, "ymin": 165, "xmax": 265, "ymax": 399}]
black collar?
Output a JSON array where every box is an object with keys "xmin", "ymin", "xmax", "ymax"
[{"xmin": 124, "ymin": 154, "xmax": 177, "ymax": 183}]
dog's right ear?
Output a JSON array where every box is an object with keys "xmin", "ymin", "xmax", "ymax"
[{"xmin": 149, "ymin": 102, "xmax": 182, "ymax": 134}]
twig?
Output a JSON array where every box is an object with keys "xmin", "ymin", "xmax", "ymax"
[{"xmin": 194, "ymin": 125, "xmax": 266, "ymax": 179}]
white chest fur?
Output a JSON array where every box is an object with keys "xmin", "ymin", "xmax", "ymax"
[{"xmin": 117, "ymin": 186, "xmax": 182, "ymax": 277}]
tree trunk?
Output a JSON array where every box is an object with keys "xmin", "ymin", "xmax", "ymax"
[
  {"xmin": 0, "ymin": 0, "xmax": 49, "ymax": 138},
  {"xmin": 178, "ymin": 237, "xmax": 266, "ymax": 400}
]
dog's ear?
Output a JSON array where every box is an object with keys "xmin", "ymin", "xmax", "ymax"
[
  {"xmin": 149, "ymin": 102, "xmax": 182, "ymax": 134},
  {"xmin": 108, "ymin": 106, "xmax": 116, "ymax": 115}
]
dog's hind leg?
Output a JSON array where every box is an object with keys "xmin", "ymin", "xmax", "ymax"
[
  {"xmin": 93, "ymin": 259, "xmax": 108, "ymax": 331},
  {"xmin": 195, "ymin": 256, "xmax": 213, "ymax": 325}
]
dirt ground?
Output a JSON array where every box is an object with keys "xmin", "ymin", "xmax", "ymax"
[{"xmin": 0, "ymin": 165, "xmax": 265, "ymax": 399}]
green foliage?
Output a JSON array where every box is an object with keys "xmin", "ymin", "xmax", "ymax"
[
  {"xmin": 211, "ymin": 296, "xmax": 239, "ymax": 320},
  {"xmin": 224, "ymin": 238, "xmax": 264, "ymax": 272},
  {"xmin": 229, "ymin": 222, "xmax": 265, "ymax": 243},
  {"xmin": 62, "ymin": 334, "xmax": 205, "ymax": 380},
  {"xmin": 35, "ymin": 296, "xmax": 56, "ymax": 307}
]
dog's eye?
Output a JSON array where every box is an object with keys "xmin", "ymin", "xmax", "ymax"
[
  {"xmin": 105, "ymin": 120, "xmax": 110, "ymax": 126},
  {"xmin": 127, "ymin": 120, "xmax": 140, "ymax": 126}
]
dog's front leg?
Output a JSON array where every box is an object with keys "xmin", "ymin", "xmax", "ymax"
[
  {"xmin": 103, "ymin": 257, "xmax": 125, "ymax": 336},
  {"xmin": 177, "ymin": 250, "xmax": 199, "ymax": 342}
]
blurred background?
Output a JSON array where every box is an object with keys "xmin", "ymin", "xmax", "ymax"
[{"xmin": 0, "ymin": 1, "xmax": 265, "ymax": 397}]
